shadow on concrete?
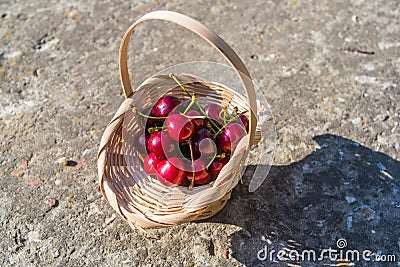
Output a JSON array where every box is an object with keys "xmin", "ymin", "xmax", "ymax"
[{"xmin": 207, "ymin": 134, "xmax": 400, "ymax": 266}]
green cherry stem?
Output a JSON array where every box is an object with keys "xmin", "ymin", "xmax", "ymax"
[
  {"xmin": 138, "ymin": 111, "xmax": 167, "ymax": 120},
  {"xmin": 213, "ymin": 110, "xmax": 249, "ymax": 138},
  {"xmin": 169, "ymin": 73, "xmax": 221, "ymax": 133},
  {"xmin": 195, "ymin": 102, "xmax": 220, "ymax": 133},
  {"xmin": 148, "ymin": 126, "xmax": 164, "ymax": 134},
  {"xmin": 183, "ymin": 94, "xmax": 196, "ymax": 115},
  {"xmin": 169, "ymin": 73, "xmax": 192, "ymax": 98}
]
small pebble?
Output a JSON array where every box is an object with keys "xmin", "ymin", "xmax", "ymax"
[
  {"xmin": 52, "ymin": 249, "xmax": 60, "ymax": 258},
  {"xmin": 352, "ymin": 117, "xmax": 361, "ymax": 125},
  {"xmin": 377, "ymin": 162, "xmax": 387, "ymax": 171},
  {"xmin": 223, "ymin": 249, "xmax": 228, "ymax": 259},
  {"xmin": 81, "ymin": 149, "xmax": 90, "ymax": 157},
  {"xmin": 28, "ymin": 231, "xmax": 41, "ymax": 243},
  {"xmin": 55, "ymin": 157, "xmax": 68, "ymax": 166},
  {"xmin": 302, "ymin": 164, "xmax": 310, "ymax": 172},
  {"xmin": 355, "ymin": 75, "xmax": 377, "ymax": 85},
  {"xmin": 373, "ymin": 114, "xmax": 389, "ymax": 122},
  {"xmin": 347, "ymin": 215, "xmax": 353, "ymax": 230},
  {"xmin": 316, "ymin": 220, "xmax": 326, "ymax": 227},
  {"xmin": 104, "ymin": 214, "xmax": 117, "ymax": 227},
  {"xmin": 49, "ymin": 198, "xmax": 58, "ymax": 207},
  {"xmin": 345, "ymin": 196, "xmax": 356, "ymax": 204},
  {"xmin": 88, "ymin": 203, "xmax": 100, "ymax": 216}
]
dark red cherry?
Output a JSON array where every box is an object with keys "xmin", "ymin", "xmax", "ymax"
[
  {"xmin": 219, "ymin": 123, "xmax": 247, "ymax": 153},
  {"xmin": 179, "ymin": 177, "xmax": 191, "ymax": 187},
  {"xmin": 135, "ymin": 133, "xmax": 149, "ymax": 154},
  {"xmin": 152, "ymin": 96, "xmax": 181, "ymax": 117},
  {"xmin": 165, "ymin": 113, "xmax": 195, "ymax": 142},
  {"xmin": 187, "ymin": 169, "xmax": 210, "ymax": 185},
  {"xmin": 186, "ymin": 159, "xmax": 211, "ymax": 185},
  {"xmin": 156, "ymin": 157, "xmax": 186, "ymax": 186},
  {"xmin": 209, "ymin": 157, "xmax": 230, "ymax": 180},
  {"xmin": 186, "ymin": 110, "xmax": 205, "ymax": 130},
  {"xmin": 148, "ymin": 131, "xmax": 177, "ymax": 160},
  {"xmin": 204, "ymin": 103, "xmax": 223, "ymax": 125},
  {"xmin": 239, "ymin": 114, "xmax": 249, "ymax": 132},
  {"xmin": 143, "ymin": 153, "xmax": 160, "ymax": 175},
  {"xmin": 193, "ymin": 128, "xmax": 216, "ymax": 157}
]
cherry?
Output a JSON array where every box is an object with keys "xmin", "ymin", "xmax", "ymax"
[
  {"xmin": 193, "ymin": 128, "xmax": 216, "ymax": 157},
  {"xmin": 152, "ymin": 96, "xmax": 181, "ymax": 117},
  {"xmin": 204, "ymin": 103, "xmax": 223, "ymax": 125},
  {"xmin": 239, "ymin": 114, "xmax": 249, "ymax": 132},
  {"xmin": 165, "ymin": 113, "xmax": 195, "ymax": 142},
  {"xmin": 186, "ymin": 110, "xmax": 205, "ymax": 130},
  {"xmin": 209, "ymin": 157, "xmax": 230, "ymax": 179},
  {"xmin": 148, "ymin": 131, "xmax": 177, "ymax": 160},
  {"xmin": 219, "ymin": 123, "xmax": 247, "ymax": 153},
  {"xmin": 156, "ymin": 157, "xmax": 186, "ymax": 186},
  {"xmin": 179, "ymin": 178, "xmax": 191, "ymax": 187},
  {"xmin": 187, "ymin": 159, "xmax": 211, "ymax": 185},
  {"xmin": 135, "ymin": 133, "xmax": 149, "ymax": 154},
  {"xmin": 143, "ymin": 153, "xmax": 160, "ymax": 175}
]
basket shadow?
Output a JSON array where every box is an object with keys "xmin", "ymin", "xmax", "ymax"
[{"xmin": 205, "ymin": 134, "xmax": 400, "ymax": 266}]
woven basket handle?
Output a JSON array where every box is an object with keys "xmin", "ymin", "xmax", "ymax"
[{"xmin": 119, "ymin": 10, "xmax": 257, "ymax": 145}]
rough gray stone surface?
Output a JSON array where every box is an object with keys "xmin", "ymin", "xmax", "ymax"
[{"xmin": 0, "ymin": 0, "xmax": 399, "ymax": 266}]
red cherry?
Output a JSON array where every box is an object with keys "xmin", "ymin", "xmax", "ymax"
[
  {"xmin": 186, "ymin": 110, "xmax": 205, "ymax": 130},
  {"xmin": 239, "ymin": 114, "xmax": 249, "ymax": 132},
  {"xmin": 152, "ymin": 96, "xmax": 181, "ymax": 117},
  {"xmin": 148, "ymin": 131, "xmax": 177, "ymax": 160},
  {"xmin": 209, "ymin": 157, "xmax": 230, "ymax": 179},
  {"xmin": 165, "ymin": 113, "xmax": 195, "ymax": 142},
  {"xmin": 219, "ymin": 123, "xmax": 247, "ymax": 153},
  {"xmin": 193, "ymin": 128, "xmax": 216, "ymax": 157},
  {"xmin": 188, "ymin": 169, "xmax": 210, "ymax": 185},
  {"xmin": 156, "ymin": 157, "xmax": 186, "ymax": 186},
  {"xmin": 204, "ymin": 103, "xmax": 223, "ymax": 125},
  {"xmin": 143, "ymin": 153, "xmax": 160, "ymax": 175},
  {"xmin": 187, "ymin": 160, "xmax": 211, "ymax": 185},
  {"xmin": 135, "ymin": 133, "xmax": 149, "ymax": 154}
]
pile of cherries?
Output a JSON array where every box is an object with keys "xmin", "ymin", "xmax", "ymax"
[{"xmin": 138, "ymin": 75, "xmax": 249, "ymax": 188}]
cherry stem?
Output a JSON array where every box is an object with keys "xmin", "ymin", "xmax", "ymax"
[
  {"xmin": 219, "ymin": 108, "xmax": 230, "ymax": 125},
  {"xmin": 169, "ymin": 73, "xmax": 221, "ymax": 133},
  {"xmin": 148, "ymin": 126, "xmax": 164, "ymax": 134},
  {"xmin": 205, "ymin": 151, "xmax": 219, "ymax": 168},
  {"xmin": 138, "ymin": 111, "xmax": 167, "ymax": 120},
  {"xmin": 215, "ymin": 153, "xmax": 227, "ymax": 159},
  {"xmin": 196, "ymin": 102, "xmax": 220, "ymax": 134},
  {"xmin": 169, "ymin": 73, "xmax": 192, "ymax": 97},
  {"xmin": 183, "ymin": 94, "xmax": 196, "ymax": 115},
  {"xmin": 188, "ymin": 141, "xmax": 195, "ymax": 189},
  {"xmin": 213, "ymin": 110, "xmax": 249, "ymax": 138}
]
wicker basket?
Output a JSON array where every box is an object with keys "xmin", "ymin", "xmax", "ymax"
[{"xmin": 97, "ymin": 11, "xmax": 260, "ymax": 229}]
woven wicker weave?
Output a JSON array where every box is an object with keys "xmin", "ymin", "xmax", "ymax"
[{"xmin": 98, "ymin": 11, "xmax": 259, "ymax": 229}]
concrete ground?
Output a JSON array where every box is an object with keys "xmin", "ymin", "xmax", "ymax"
[{"xmin": 0, "ymin": 0, "xmax": 399, "ymax": 266}]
